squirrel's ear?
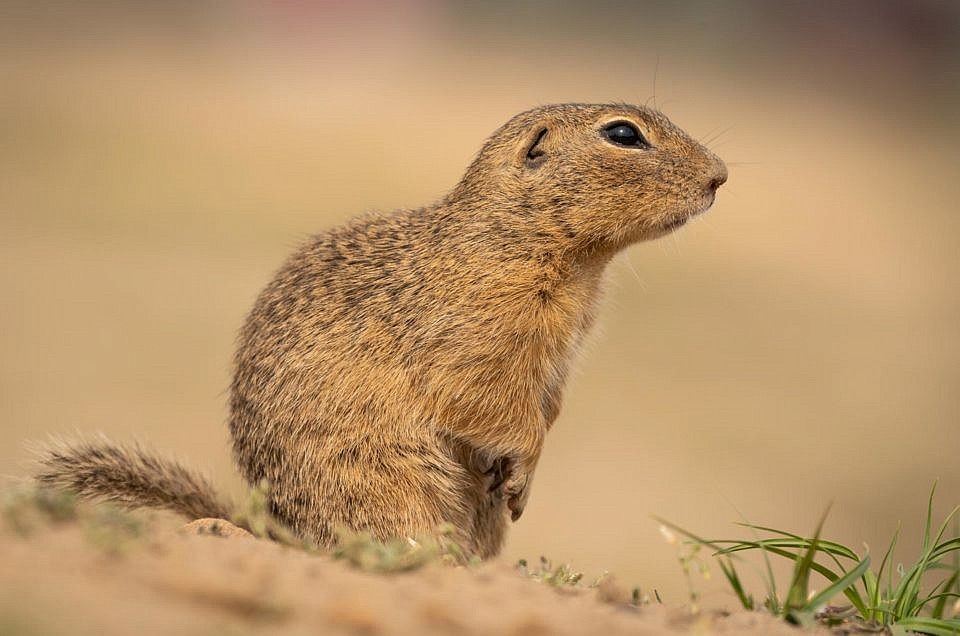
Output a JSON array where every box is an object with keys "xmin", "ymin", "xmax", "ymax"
[{"xmin": 521, "ymin": 126, "xmax": 550, "ymax": 169}]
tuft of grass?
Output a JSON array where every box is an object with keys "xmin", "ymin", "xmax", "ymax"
[
  {"xmin": 516, "ymin": 556, "xmax": 658, "ymax": 609},
  {"xmin": 230, "ymin": 479, "xmax": 318, "ymax": 551},
  {"xmin": 658, "ymin": 523, "xmax": 712, "ymax": 613},
  {"xmin": 656, "ymin": 483, "xmax": 960, "ymax": 634},
  {"xmin": 332, "ymin": 523, "xmax": 477, "ymax": 573},
  {"xmin": 2, "ymin": 486, "xmax": 78, "ymax": 536},
  {"xmin": 332, "ymin": 529, "xmax": 443, "ymax": 572},
  {"xmin": 6, "ymin": 480, "xmax": 480, "ymax": 574},
  {"xmin": 82, "ymin": 503, "xmax": 144, "ymax": 556},
  {"xmin": 516, "ymin": 556, "xmax": 584, "ymax": 587},
  {"xmin": 2, "ymin": 484, "xmax": 144, "ymax": 555},
  {"xmin": 232, "ymin": 481, "xmax": 475, "ymax": 571},
  {"xmin": 2, "ymin": 487, "xmax": 77, "ymax": 530},
  {"xmin": 632, "ymin": 586, "xmax": 662, "ymax": 607}
]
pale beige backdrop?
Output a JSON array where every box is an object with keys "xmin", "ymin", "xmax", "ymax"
[{"xmin": 2, "ymin": 1, "xmax": 958, "ymax": 606}]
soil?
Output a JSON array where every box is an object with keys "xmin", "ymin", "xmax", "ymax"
[{"xmin": 0, "ymin": 508, "xmax": 823, "ymax": 636}]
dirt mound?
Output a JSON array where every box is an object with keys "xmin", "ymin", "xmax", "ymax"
[{"xmin": 0, "ymin": 494, "xmax": 816, "ymax": 636}]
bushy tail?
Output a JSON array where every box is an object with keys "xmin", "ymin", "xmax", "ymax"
[{"xmin": 34, "ymin": 437, "xmax": 232, "ymax": 521}]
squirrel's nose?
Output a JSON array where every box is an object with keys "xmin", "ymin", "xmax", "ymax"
[{"xmin": 707, "ymin": 163, "xmax": 728, "ymax": 193}]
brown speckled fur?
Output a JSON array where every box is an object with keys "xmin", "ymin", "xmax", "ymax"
[{"xmin": 37, "ymin": 103, "xmax": 726, "ymax": 558}]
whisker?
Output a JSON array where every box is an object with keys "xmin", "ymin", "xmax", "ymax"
[
  {"xmin": 720, "ymin": 187, "xmax": 740, "ymax": 198},
  {"xmin": 651, "ymin": 55, "xmax": 660, "ymax": 110},
  {"xmin": 698, "ymin": 126, "xmax": 720, "ymax": 145},
  {"xmin": 623, "ymin": 254, "xmax": 648, "ymax": 292},
  {"xmin": 668, "ymin": 224, "xmax": 685, "ymax": 256},
  {"xmin": 708, "ymin": 139, "xmax": 735, "ymax": 151},
  {"xmin": 703, "ymin": 124, "xmax": 736, "ymax": 147},
  {"xmin": 696, "ymin": 214, "xmax": 721, "ymax": 236}
]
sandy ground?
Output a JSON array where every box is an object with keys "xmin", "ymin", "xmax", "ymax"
[{"xmin": 0, "ymin": 506, "xmax": 822, "ymax": 636}]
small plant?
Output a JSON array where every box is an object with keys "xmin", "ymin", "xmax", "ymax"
[
  {"xmin": 657, "ymin": 484, "xmax": 960, "ymax": 635},
  {"xmin": 659, "ymin": 523, "xmax": 712, "ymax": 613},
  {"xmin": 83, "ymin": 503, "xmax": 144, "ymax": 556},
  {"xmin": 517, "ymin": 556, "xmax": 585, "ymax": 587},
  {"xmin": 332, "ymin": 529, "xmax": 443, "ymax": 572},
  {"xmin": 332, "ymin": 523, "xmax": 479, "ymax": 572},
  {"xmin": 2, "ymin": 486, "xmax": 78, "ymax": 535},
  {"xmin": 234, "ymin": 481, "xmax": 475, "ymax": 571},
  {"xmin": 231, "ymin": 479, "xmax": 317, "ymax": 551},
  {"xmin": 516, "ymin": 556, "xmax": 657, "ymax": 609},
  {"xmin": 2, "ymin": 484, "xmax": 144, "ymax": 555}
]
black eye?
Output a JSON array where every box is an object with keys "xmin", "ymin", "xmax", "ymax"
[{"xmin": 602, "ymin": 122, "xmax": 648, "ymax": 148}]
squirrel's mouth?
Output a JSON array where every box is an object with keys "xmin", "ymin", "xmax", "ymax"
[
  {"xmin": 661, "ymin": 216, "xmax": 689, "ymax": 231},
  {"xmin": 661, "ymin": 195, "xmax": 716, "ymax": 231}
]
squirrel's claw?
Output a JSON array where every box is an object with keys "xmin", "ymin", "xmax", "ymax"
[
  {"xmin": 503, "ymin": 469, "xmax": 530, "ymax": 521},
  {"xmin": 486, "ymin": 456, "xmax": 512, "ymax": 493}
]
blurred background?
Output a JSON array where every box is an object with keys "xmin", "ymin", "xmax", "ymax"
[{"xmin": 2, "ymin": 0, "xmax": 958, "ymax": 607}]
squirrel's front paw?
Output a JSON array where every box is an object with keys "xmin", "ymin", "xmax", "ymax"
[
  {"xmin": 503, "ymin": 469, "xmax": 530, "ymax": 521},
  {"xmin": 483, "ymin": 455, "xmax": 533, "ymax": 521}
]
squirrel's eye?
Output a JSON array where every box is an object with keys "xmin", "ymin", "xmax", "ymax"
[{"xmin": 602, "ymin": 122, "xmax": 647, "ymax": 148}]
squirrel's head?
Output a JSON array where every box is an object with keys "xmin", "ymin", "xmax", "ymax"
[{"xmin": 454, "ymin": 103, "xmax": 727, "ymax": 255}]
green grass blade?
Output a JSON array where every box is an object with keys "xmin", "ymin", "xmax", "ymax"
[
  {"xmin": 939, "ymin": 524, "xmax": 960, "ymax": 619},
  {"xmin": 653, "ymin": 517, "xmax": 781, "ymax": 612},
  {"xmin": 724, "ymin": 502, "xmax": 782, "ymax": 614},
  {"xmin": 718, "ymin": 556, "xmax": 754, "ymax": 610},
  {"xmin": 924, "ymin": 593, "xmax": 960, "ymax": 618},
  {"xmin": 893, "ymin": 567, "xmax": 923, "ymax": 619},
  {"xmin": 954, "ymin": 514, "xmax": 959, "ymax": 591},
  {"xmin": 891, "ymin": 486, "xmax": 940, "ymax": 619},
  {"xmin": 894, "ymin": 616, "xmax": 960, "ymax": 636},
  {"xmin": 923, "ymin": 570, "xmax": 960, "ymax": 618},
  {"xmin": 933, "ymin": 509, "xmax": 960, "ymax": 554},
  {"xmin": 733, "ymin": 522, "xmax": 854, "ymax": 575},
  {"xmin": 900, "ymin": 505, "xmax": 960, "ymax": 618},
  {"xmin": 734, "ymin": 523, "xmax": 860, "ymax": 561},
  {"xmin": 872, "ymin": 524, "xmax": 901, "ymax": 622},
  {"xmin": 785, "ymin": 505, "xmax": 830, "ymax": 615},
  {"xmin": 804, "ymin": 554, "xmax": 871, "ymax": 613},
  {"xmin": 863, "ymin": 570, "xmax": 880, "ymax": 622},
  {"xmin": 931, "ymin": 537, "xmax": 960, "ymax": 563},
  {"xmin": 712, "ymin": 541, "xmax": 866, "ymax": 609},
  {"xmin": 653, "ymin": 516, "xmax": 729, "ymax": 553},
  {"xmin": 706, "ymin": 538, "xmax": 869, "ymax": 611},
  {"xmin": 924, "ymin": 482, "xmax": 938, "ymax": 551},
  {"xmin": 743, "ymin": 543, "xmax": 869, "ymax": 616},
  {"xmin": 924, "ymin": 574, "xmax": 957, "ymax": 619},
  {"xmin": 716, "ymin": 538, "xmax": 859, "ymax": 561}
]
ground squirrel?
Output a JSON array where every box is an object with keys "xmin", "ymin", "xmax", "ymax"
[{"xmin": 37, "ymin": 103, "xmax": 726, "ymax": 557}]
